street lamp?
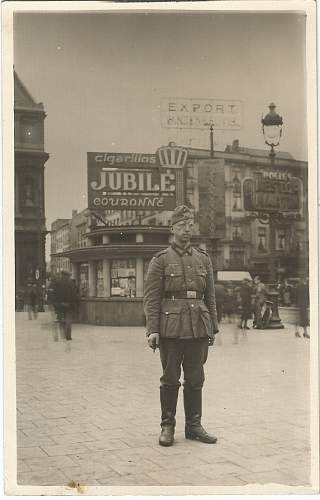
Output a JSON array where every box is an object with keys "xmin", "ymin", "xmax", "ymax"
[
  {"xmin": 261, "ymin": 103, "xmax": 283, "ymax": 160},
  {"xmin": 260, "ymin": 103, "xmax": 284, "ymax": 328},
  {"xmin": 260, "ymin": 102, "xmax": 285, "ymax": 283}
]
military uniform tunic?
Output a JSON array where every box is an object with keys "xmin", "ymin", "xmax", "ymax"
[{"xmin": 144, "ymin": 241, "xmax": 219, "ymax": 340}]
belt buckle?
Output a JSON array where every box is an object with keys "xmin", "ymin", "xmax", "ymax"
[{"xmin": 187, "ymin": 290, "xmax": 197, "ymax": 299}]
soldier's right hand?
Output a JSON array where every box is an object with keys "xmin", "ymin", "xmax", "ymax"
[{"xmin": 147, "ymin": 333, "xmax": 160, "ymax": 351}]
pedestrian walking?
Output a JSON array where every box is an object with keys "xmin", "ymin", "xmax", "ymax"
[
  {"xmin": 214, "ymin": 282, "xmax": 226, "ymax": 323},
  {"xmin": 26, "ymin": 283, "xmax": 39, "ymax": 320},
  {"xmin": 223, "ymin": 283, "xmax": 236, "ymax": 323},
  {"xmin": 275, "ymin": 279, "xmax": 284, "ymax": 305},
  {"xmin": 143, "ymin": 205, "xmax": 219, "ymax": 447},
  {"xmin": 253, "ymin": 276, "xmax": 266, "ymax": 329},
  {"xmin": 295, "ymin": 278, "xmax": 310, "ymax": 339},
  {"xmin": 51, "ymin": 271, "xmax": 79, "ymax": 344},
  {"xmin": 239, "ymin": 278, "xmax": 252, "ymax": 330}
]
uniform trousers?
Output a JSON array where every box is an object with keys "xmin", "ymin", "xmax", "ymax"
[{"xmin": 159, "ymin": 338, "xmax": 209, "ymax": 390}]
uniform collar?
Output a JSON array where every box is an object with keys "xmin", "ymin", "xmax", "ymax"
[{"xmin": 171, "ymin": 240, "xmax": 193, "ymax": 256}]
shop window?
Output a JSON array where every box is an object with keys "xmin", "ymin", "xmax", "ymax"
[
  {"xmin": 111, "ymin": 259, "xmax": 136, "ymax": 297},
  {"xmin": 79, "ymin": 263, "xmax": 89, "ymax": 297},
  {"xmin": 96, "ymin": 261, "xmax": 104, "ymax": 297},
  {"xmin": 276, "ymin": 229, "xmax": 286, "ymax": 251},
  {"xmin": 258, "ymin": 227, "xmax": 267, "ymax": 252}
]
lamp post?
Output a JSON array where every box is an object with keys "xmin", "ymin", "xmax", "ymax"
[
  {"xmin": 260, "ymin": 103, "xmax": 284, "ymax": 328},
  {"xmin": 261, "ymin": 103, "xmax": 283, "ymax": 283}
]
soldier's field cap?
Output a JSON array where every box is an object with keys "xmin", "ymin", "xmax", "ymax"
[{"xmin": 171, "ymin": 205, "xmax": 193, "ymax": 225}]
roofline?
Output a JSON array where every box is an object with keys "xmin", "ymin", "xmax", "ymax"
[
  {"xmin": 14, "ymin": 70, "xmax": 45, "ymax": 111},
  {"xmin": 186, "ymin": 148, "xmax": 307, "ymax": 168}
]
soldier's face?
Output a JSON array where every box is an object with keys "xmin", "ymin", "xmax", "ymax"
[{"xmin": 172, "ymin": 218, "xmax": 194, "ymax": 244}]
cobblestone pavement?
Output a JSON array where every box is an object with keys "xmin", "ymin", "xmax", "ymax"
[{"xmin": 15, "ymin": 312, "xmax": 311, "ymax": 489}]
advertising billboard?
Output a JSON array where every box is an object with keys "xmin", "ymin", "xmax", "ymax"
[
  {"xmin": 243, "ymin": 171, "xmax": 302, "ymax": 213},
  {"xmin": 87, "ymin": 152, "xmax": 179, "ymax": 210},
  {"xmin": 161, "ymin": 98, "xmax": 243, "ymax": 130}
]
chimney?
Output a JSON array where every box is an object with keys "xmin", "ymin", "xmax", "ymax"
[
  {"xmin": 232, "ymin": 139, "xmax": 239, "ymax": 152},
  {"xmin": 72, "ymin": 209, "xmax": 78, "ymax": 218}
]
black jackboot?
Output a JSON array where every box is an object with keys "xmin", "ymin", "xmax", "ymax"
[
  {"xmin": 159, "ymin": 386, "xmax": 179, "ymax": 447},
  {"xmin": 184, "ymin": 388, "xmax": 217, "ymax": 444}
]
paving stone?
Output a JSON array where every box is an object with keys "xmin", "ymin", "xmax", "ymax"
[
  {"xmin": 85, "ymin": 438, "xmax": 131, "ymax": 452},
  {"xmin": 199, "ymin": 460, "xmax": 252, "ymax": 478},
  {"xmin": 108, "ymin": 458, "xmax": 161, "ymax": 476},
  {"xmin": 17, "ymin": 468, "xmax": 68, "ymax": 486},
  {"xmin": 50, "ymin": 432, "xmax": 97, "ymax": 445},
  {"xmin": 23, "ymin": 455, "xmax": 77, "ymax": 471},
  {"xmin": 17, "ymin": 459, "xmax": 31, "ymax": 472},
  {"xmin": 17, "ymin": 446, "xmax": 48, "ymax": 459},
  {"xmin": 18, "ymin": 435, "xmax": 57, "ymax": 448},
  {"xmin": 236, "ymin": 469, "xmax": 303, "ymax": 486},
  {"xmin": 111, "ymin": 446, "xmax": 164, "ymax": 462},
  {"xmin": 41, "ymin": 443, "xmax": 91, "ymax": 456},
  {"xmin": 147, "ymin": 469, "xmax": 192, "ymax": 486},
  {"xmin": 98, "ymin": 473, "xmax": 161, "ymax": 486}
]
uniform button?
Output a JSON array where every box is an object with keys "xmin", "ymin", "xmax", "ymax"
[
  {"xmin": 191, "ymin": 304, "xmax": 194, "ymax": 308},
  {"xmin": 165, "ymin": 312, "xmax": 169, "ymax": 315},
  {"xmin": 170, "ymin": 273, "xmax": 174, "ymax": 277}
]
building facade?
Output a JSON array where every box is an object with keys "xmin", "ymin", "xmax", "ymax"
[
  {"xmin": 14, "ymin": 72, "xmax": 49, "ymax": 299},
  {"xmin": 51, "ymin": 141, "xmax": 308, "ymax": 325}
]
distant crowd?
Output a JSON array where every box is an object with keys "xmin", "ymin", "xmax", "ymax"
[
  {"xmin": 215, "ymin": 276, "xmax": 310, "ymax": 337},
  {"xmin": 15, "ymin": 273, "xmax": 310, "ymax": 339}
]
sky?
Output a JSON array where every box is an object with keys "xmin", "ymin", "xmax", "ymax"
[{"xmin": 14, "ymin": 10, "xmax": 307, "ymax": 229}]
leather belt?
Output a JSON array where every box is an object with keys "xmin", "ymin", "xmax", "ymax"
[{"xmin": 164, "ymin": 291, "xmax": 204, "ymax": 300}]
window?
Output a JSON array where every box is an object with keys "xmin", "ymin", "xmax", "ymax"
[
  {"xmin": 230, "ymin": 248, "xmax": 245, "ymax": 267},
  {"xmin": 111, "ymin": 259, "xmax": 136, "ymax": 297},
  {"xmin": 258, "ymin": 227, "xmax": 267, "ymax": 252},
  {"xmin": 232, "ymin": 170, "xmax": 241, "ymax": 211},
  {"xmin": 232, "ymin": 223, "xmax": 242, "ymax": 240},
  {"xmin": 79, "ymin": 264, "xmax": 89, "ymax": 297},
  {"xmin": 293, "ymin": 230, "xmax": 304, "ymax": 252},
  {"xmin": 277, "ymin": 229, "xmax": 286, "ymax": 251},
  {"xmin": 96, "ymin": 261, "xmax": 104, "ymax": 297},
  {"xmin": 21, "ymin": 176, "xmax": 36, "ymax": 207}
]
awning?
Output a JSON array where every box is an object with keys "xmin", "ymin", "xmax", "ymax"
[{"xmin": 217, "ymin": 271, "xmax": 252, "ymax": 282}]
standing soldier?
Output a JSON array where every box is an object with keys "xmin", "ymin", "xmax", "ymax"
[{"xmin": 143, "ymin": 205, "xmax": 219, "ymax": 447}]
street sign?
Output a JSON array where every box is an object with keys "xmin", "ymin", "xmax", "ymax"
[
  {"xmin": 161, "ymin": 98, "xmax": 243, "ymax": 130},
  {"xmin": 243, "ymin": 171, "xmax": 302, "ymax": 213}
]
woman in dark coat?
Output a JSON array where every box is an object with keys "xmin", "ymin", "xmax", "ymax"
[
  {"xmin": 295, "ymin": 278, "xmax": 309, "ymax": 338},
  {"xmin": 239, "ymin": 279, "xmax": 252, "ymax": 329}
]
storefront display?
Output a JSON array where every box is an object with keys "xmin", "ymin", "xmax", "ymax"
[{"xmin": 111, "ymin": 259, "xmax": 136, "ymax": 297}]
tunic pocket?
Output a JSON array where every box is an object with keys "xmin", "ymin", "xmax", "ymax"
[
  {"xmin": 199, "ymin": 304, "xmax": 212, "ymax": 337},
  {"xmin": 164, "ymin": 264, "xmax": 184, "ymax": 292},
  {"xmin": 160, "ymin": 310, "xmax": 182, "ymax": 338},
  {"xmin": 195, "ymin": 264, "xmax": 207, "ymax": 289}
]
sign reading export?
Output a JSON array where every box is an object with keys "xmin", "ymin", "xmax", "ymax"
[
  {"xmin": 161, "ymin": 98, "xmax": 243, "ymax": 130},
  {"xmin": 243, "ymin": 171, "xmax": 301, "ymax": 213},
  {"xmin": 87, "ymin": 152, "xmax": 177, "ymax": 210}
]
